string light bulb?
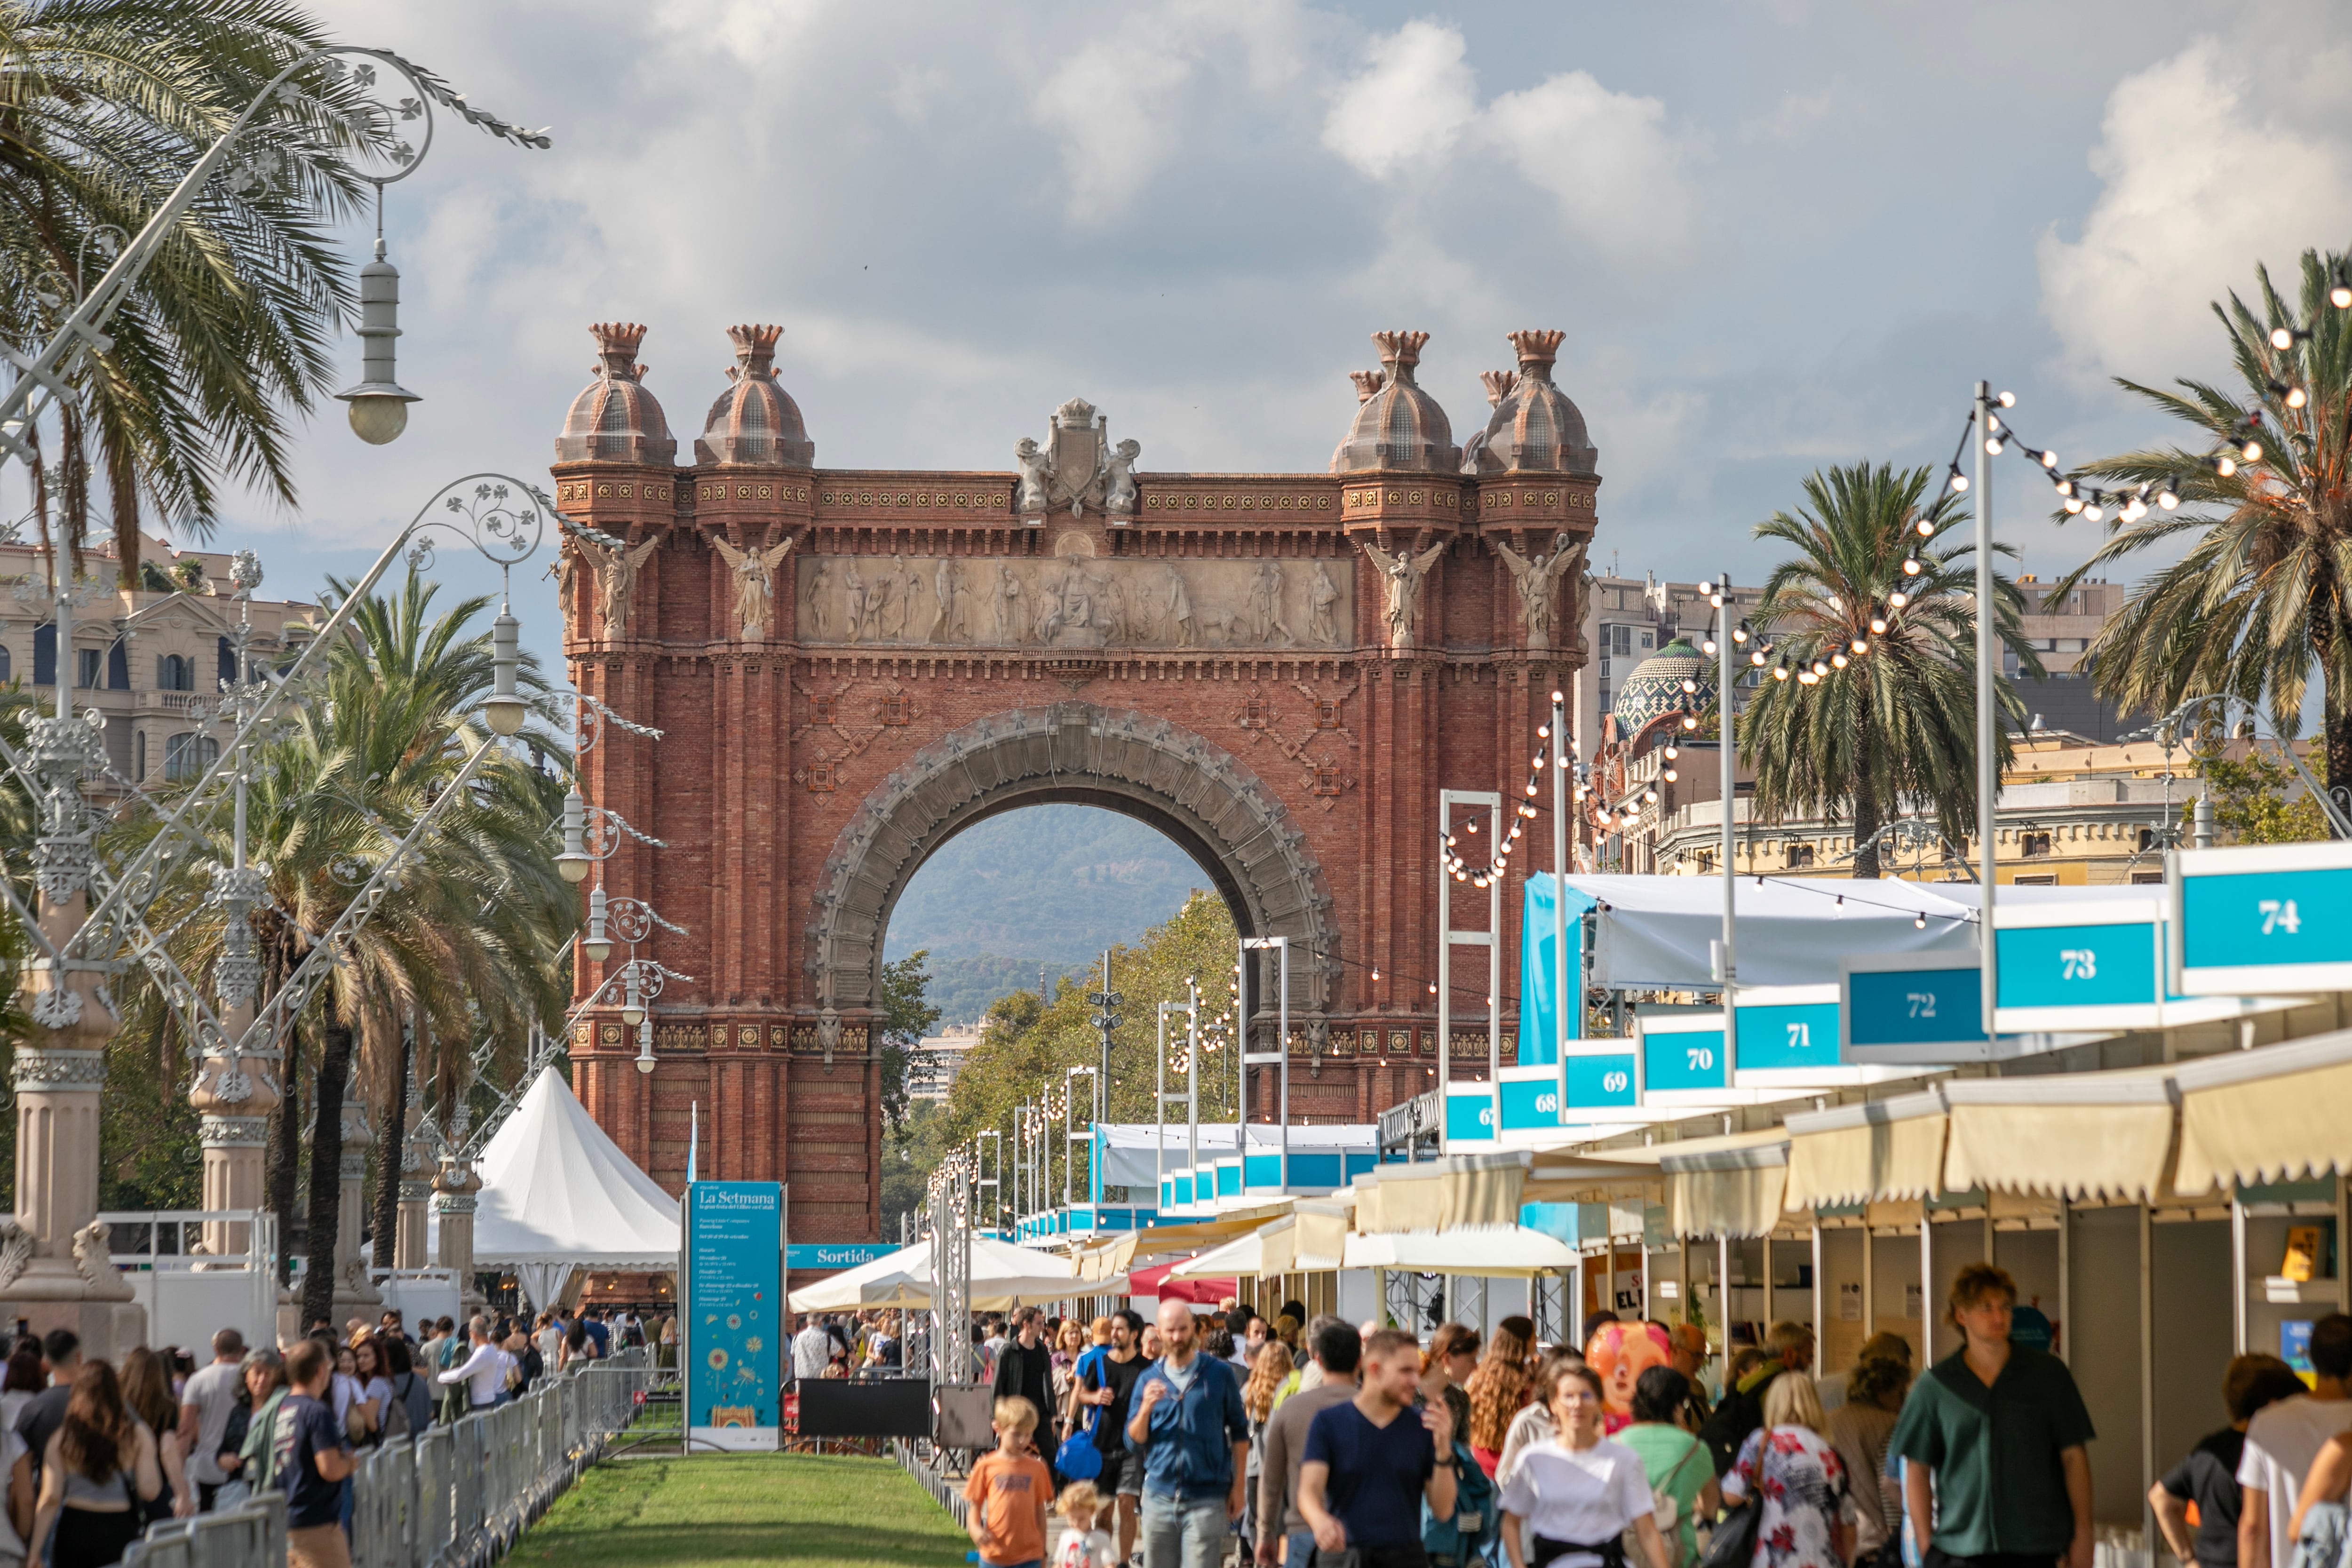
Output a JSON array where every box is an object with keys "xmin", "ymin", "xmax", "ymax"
[
  {"xmin": 1916, "ymin": 518, "xmax": 1936, "ymax": 538},
  {"xmin": 1831, "ymin": 652, "xmax": 1849, "ymax": 669},
  {"xmin": 1985, "ymin": 436, "xmax": 2003, "ymax": 455},
  {"xmin": 1772, "ymin": 665, "xmax": 1790, "ymax": 681},
  {"xmin": 1869, "ymin": 616, "xmax": 1888, "ymax": 634},
  {"xmin": 1851, "ymin": 637, "xmax": 1869, "ymax": 654},
  {"xmin": 1997, "ymin": 390, "xmax": 2016, "ymax": 407},
  {"xmin": 1947, "ymin": 466, "xmax": 1969, "ymax": 494},
  {"xmin": 2039, "ymin": 448, "xmax": 2058, "ymax": 469},
  {"xmin": 2157, "ymin": 478, "xmax": 2180, "ymax": 509},
  {"xmin": 1903, "ymin": 557, "xmax": 1922, "ymax": 577},
  {"xmin": 2271, "ymin": 326, "xmax": 2297, "ymax": 350},
  {"xmin": 2243, "ymin": 438, "xmax": 2264, "ymax": 462},
  {"xmin": 2216, "ymin": 455, "xmax": 2238, "ymax": 478},
  {"xmin": 1888, "ymin": 590, "xmax": 1908, "ymax": 608},
  {"xmin": 2333, "ymin": 267, "xmax": 2352, "ymax": 310}
]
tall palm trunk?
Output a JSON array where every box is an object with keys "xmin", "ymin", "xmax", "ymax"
[
  {"xmin": 267, "ymin": 1025, "xmax": 303, "ymax": 1290},
  {"xmin": 1851, "ymin": 693, "xmax": 1883, "ymax": 879},
  {"xmin": 300, "ymin": 1019, "xmax": 355, "ymax": 1332},
  {"xmin": 371, "ymin": 1014, "xmax": 411, "ymax": 1273}
]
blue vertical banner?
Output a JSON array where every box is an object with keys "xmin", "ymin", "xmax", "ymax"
[
  {"xmin": 685, "ymin": 1181, "xmax": 783, "ymax": 1452},
  {"xmin": 1518, "ymin": 874, "xmax": 1597, "ymax": 1067}
]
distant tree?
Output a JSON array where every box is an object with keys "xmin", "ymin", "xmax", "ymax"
[
  {"xmin": 878, "ymin": 949, "xmax": 942, "ymax": 1131},
  {"xmin": 2198, "ymin": 746, "xmax": 2330, "ymax": 844}
]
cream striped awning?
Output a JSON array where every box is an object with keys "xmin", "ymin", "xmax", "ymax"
[
  {"xmin": 1782, "ymin": 1090, "xmax": 1949, "ymax": 1210},
  {"xmin": 1657, "ymin": 1129, "xmax": 1791, "ymax": 1240},
  {"xmin": 2174, "ymin": 1027, "xmax": 2352, "ymax": 1195},
  {"xmin": 1939, "ymin": 1066, "xmax": 2180, "ymax": 1202}
]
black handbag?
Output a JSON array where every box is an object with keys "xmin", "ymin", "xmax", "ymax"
[{"xmin": 1698, "ymin": 1500, "xmax": 1761, "ymax": 1568}]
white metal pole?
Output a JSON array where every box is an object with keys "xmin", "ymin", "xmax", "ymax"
[
  {"xmin": 1552, "ymin": 689, "xmax": 1569, "ymax": 1119},
  {"xmin": 1717, "ymin": 578, "xmax": 1739, "ymax": 1072},
  {"xmin": 1975, "ymin": 381, "xmax": 1999, "ymax": 1035},
  {"xmin": 1438, "ymin": 793, "xmax": 1452, "ymax": 1142},
  {"xmin": 1278, "ymin": 937, "xmax": 1290, "ymax": 1191},
  {"xmin": 1487, "ymin": 854, "xmax": 1501, "ymax": 1136},
  {"xmin": 1187, "ymin": 979, "xmax": 1200, "ymax": 1185}
]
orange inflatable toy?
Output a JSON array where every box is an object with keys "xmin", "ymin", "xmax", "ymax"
[{"xmin": 1585, "ymin": 1319, "xmax": 1672, "ymax": 1429}]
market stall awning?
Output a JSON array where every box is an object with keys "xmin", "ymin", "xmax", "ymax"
[
  {"xmin": 1940, "ymin": 1065, "xmax": 2180, "ymax": 1201},
  {"xmin": 1351, "ymin": 1151, "xmax": 1526, "ymax": 1234},
  {"xmin": 1130, "ymin": 1257, "xmax": 1232, "ymax": 1304},
  {"xmin": 1522, "ymin": 1142, "xmax": 1670, "ymax": 1206},
  {"xmin": 1342, "ymin": 1224, "xmax": 1578, "ymax": 1277},
  {"xmin": 1782, "ymin": 1090, "xmax": 1950, "ymax": 1210},
  {"xmin": 1565, "ymin": 874, "xmax": 1978, "ymax": 990},
  {"xmin": 787, "ymin": 1234, "xmax": 1117, "ymax": 1313},
  {"xmin": 2174, "ymin": 1027, "xmax": 2352, "ymax": 1194},
  {"xmin": 1657, "ymin": 1129, "xmax": 1791, "ymax": 1240}
]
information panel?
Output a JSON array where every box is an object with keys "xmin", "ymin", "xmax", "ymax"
[
  {"xmin": 685, "ymin": 1181, "xmax": 783, "ymax": 1453},
  {"xmin": 2174, "ymin": 843, "xmax": 2352, "ymax": 995}
]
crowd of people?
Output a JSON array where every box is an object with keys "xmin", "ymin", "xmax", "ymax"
[
  {"xmin": 0, "ymin": 1301, "xmax": 658, "ymax": 1568},
  {"xmin": 930, "ymin": 1262, "xmax": 2129, "ymax": 1568}
]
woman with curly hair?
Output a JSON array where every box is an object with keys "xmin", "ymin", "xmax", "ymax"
[
  {"xmin": 28, "ymin": 1362, "xmax": 163, "ymax": 1568},
  {"xmin": 1466, "ymin": 1319, "xmax": 1535, "ymax": 1478},
  {"xmin": 1241, "ymin": 1342, "xmax": 1294, "ymax": 1559}
]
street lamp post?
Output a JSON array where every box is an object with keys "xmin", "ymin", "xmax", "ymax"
[{"xmin": 1975, "ymin": 382, "xmax": 1999, "ymax": 1034}]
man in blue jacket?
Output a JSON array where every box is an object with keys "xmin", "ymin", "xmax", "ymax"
[{"xmin": 1127, "ymin": 1298, "xmax": 1250, "ymax": 1568}]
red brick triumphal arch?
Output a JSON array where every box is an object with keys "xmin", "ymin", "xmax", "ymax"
[{"xmin": 552, "ymin": 322, "xmax": 1601, "ymax": 1243}]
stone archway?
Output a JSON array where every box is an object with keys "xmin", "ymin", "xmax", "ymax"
[{"xmin": 804, "ymin": 701, "xmax": 1340, "ymax": 1028}]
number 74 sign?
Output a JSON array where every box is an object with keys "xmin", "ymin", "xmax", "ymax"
[{"xmin": 2175, "ymin": 843, "xmax": 2352, "ymax": 994}]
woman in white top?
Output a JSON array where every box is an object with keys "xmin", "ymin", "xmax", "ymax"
[
  {"xmin": 353, "ymin": 1338, "xmax": 397, "ymax": 1446},
  {"xmin": 334, "ymin": 1343, "xmax": 376, "ymax": 1446},
  {"xmin": 1499, "ymin": 1361, "xmax": 1673, "ymax": 1568}
]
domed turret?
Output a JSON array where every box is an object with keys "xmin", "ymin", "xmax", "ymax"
[
  {"xmin": 1612, "ymin": 637, "xmax": 1715, "ymax": 737},
  {"xmin": 1330, "ymin": 330, "xmax": 1459, "ymax": 473},
  {"xmin": 555, "ymin": 323, "xmax": 676, "ymax": 465},
  {"xmin": 694, "ymin": 324, "xmax": 815, "ymax": 467},
  {"xmin": 1471, "ymin": 330, "xmax": 1598, "ymax": 475}
]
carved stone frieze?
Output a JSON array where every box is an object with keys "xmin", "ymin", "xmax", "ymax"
[
  {"xmin": 795, "ymin": 553, "xmax": 1350, "ymax": 651},
  {"xmin": 12, "ymin": 1048, "xmax": 106, "ymax": 1091}
]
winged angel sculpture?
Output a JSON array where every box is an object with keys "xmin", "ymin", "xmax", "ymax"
[
  {"xmin": 1494, "ymin": 536, "xmax": 1586, "ymax": 648},
  {"xmin": 710, "ymin": 533, "xmax": 798, "ymax": 640},
  {"xmin": 562, "ymin": 522, "xmax": 662, "ymax": 637},
  {"xmin": 1356, "ymin": 538, "xmax": 1448, "ymax": 649}
]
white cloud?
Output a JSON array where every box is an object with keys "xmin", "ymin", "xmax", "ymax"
[
  {"xmin": 1320, "ymin": 19, "xmax": 1479, "ymax": 178},
  {"xmin": 1483, "ymin": 71, "xmax": 1692, "ymax": 261},
  {"xmin": 2039, "ymin": 38, "xmax": 2352, "ymax": 382},
  {"xmin": 1027, "ymin": 0, "xmax": 1308, "ymax": 224},
  {"xmin": 1322, "ymin": 20, "xmax": 1694, "ymax": 266}
]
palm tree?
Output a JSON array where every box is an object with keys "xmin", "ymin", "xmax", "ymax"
[
  {"xmin": 0, "ymin": 0, "xmax": 375, "ymax": 580},
  {"xmin": 2050, "ymin": 248, "xmax": 2352, "ymax": 792},
  {"xmin": 116, "ymin": 570, "xmax": 571, "ymax": 1316},
  {"xmin": 1740, "ymin": 462, "xmax": 2040, "ymax": 878}
]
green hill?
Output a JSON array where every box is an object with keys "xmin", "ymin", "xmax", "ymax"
[{"xmin": 882, "ymin": 804, "xmax": 1212, "ymax": 1021}]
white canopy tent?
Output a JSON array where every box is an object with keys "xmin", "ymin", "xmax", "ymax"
[
  {"xmin": 467, "ymin": 1067, "xmax": 680, "ymax": 1312},
  {"xmin": 1566, "ymin": 875, "xmax": 2132, "ymax": 991},
  {"xmin": 787, "ymin": 1234, "xmax": 1121, "ymax": 1313},
  {"xmin": 1341, "ymin": 1225, "xmax": 1577, "ymax": 1276}
]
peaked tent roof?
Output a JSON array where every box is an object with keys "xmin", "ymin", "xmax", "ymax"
[{"xmin": 473, "ymin": 1066, "xmax": 680, "ymax": 1267}]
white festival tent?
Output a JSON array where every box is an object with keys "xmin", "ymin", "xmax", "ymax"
[
  {"xmin": 467, "ymin": 1067, "xmax": 681, "ymax": 1312},
  {"xmin": 787, "ymin": 1234, "xmax": 1125, "ymax": 1313}
]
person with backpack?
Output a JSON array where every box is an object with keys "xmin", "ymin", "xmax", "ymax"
[
  {"xmin": 379, "ymin": 1338, "xmax": 429, "ymax": 1442},
  {"xmin": 1617, "ymin": 1368, "xmax": 1720, "ymax": 1568},
  {"xmin": 1698, "ymin": 1322, "xmax": 1813, "ymax": 1479},
  {"xmin": 1496, "ymin": 1360, "xmax": 1671, "ymax": 1568}
]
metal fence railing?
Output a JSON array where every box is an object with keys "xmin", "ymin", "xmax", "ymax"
[{"xmin": 123, "ymin": 1352, "xmax": 652, "ymax": 1568}]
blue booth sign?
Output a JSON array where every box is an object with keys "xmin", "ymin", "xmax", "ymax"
[
  {"xmin": 1842, "ymin": 953, "xmax": 1992, "ymax": 1063},
  {"xmin": 1499, "ymin": 1066, "xmax": 1563, "ymax": 1131},
  {"xmin": 786, "ymin": 1243, "xmax": 891, "ymax": 1271},
  {"xmin": 2174, "ymin": 843, "xmax": 2352, "ymax": 995},
  {"xmin": 1993, "ymin": 899, "xmax": 2164, "ymax": 1032},
  {"xmin": 1446, "ymin": 1085, "xmax": 1499, "ymax": 1142},
  {"xmin": 684, "ymin": 1181, "xmax": 783, "ymax": 1452},
  {"xmin": 1560, "ymin": 1040, "xmax": 1641, "ymax": 1115},
  {"xmin": 1637, "ymin": 1011, "xmax": 1730, "ymax": 1098},
  {"xmin": 1729, "ymin": 986, "xmax": 1844, "ymax": 1075}
]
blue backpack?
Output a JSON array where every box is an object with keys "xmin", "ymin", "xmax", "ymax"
[{"xmin": 1422, "ymin": 1437, "xmax": 1498, "ymax": 1567}]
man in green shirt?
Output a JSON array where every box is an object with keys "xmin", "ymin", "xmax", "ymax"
[{"xmin": 1892, "ymin": 1262, "xmax": 2094, "ymax": 1568}]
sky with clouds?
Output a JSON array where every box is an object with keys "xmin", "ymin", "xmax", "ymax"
[{"xmin": 72, "ymin": 0, "xmax": 2352, "ymax": 669}]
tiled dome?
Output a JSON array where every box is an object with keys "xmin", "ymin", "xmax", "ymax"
[
  {"xmin": 555, "ymin": 323, "xmax": 676, "ymax": 465},
  {"xmin": 1471, "ymin": 330, "xmax": 1598, "ymax": 475},
  {"xmin": 1330, "ymin": 330, "xmax": 1459, "ymax": 473},
  {"xmin": 695, "ymin": 324, "xmax": 815, "ymax": 467},
  {"xmin": 1612, "ymin": 637, "xmax": 1716, "ymax": 736}
]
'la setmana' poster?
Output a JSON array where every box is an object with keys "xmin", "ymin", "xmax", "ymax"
[{"xmin": 685, "ymin": 1181, "xmax": 783, "ymax": 1451}]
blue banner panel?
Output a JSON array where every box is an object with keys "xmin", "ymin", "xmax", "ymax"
[
  {"xmin": 1641, "ymin": 1022, "xmax": 1727, "ymax": 1094},
  {"xmin": 1844, "ymin": 962, "xmax": 1988, "ymax": 1061},
  {"xmin": 787, "ymin": 1243, "xmax": 890, "ymax": 1271},
  {"xmin": 687, "ymin": 1181, "xmax": 782, "ymax": 1450},
  {"xmin": 1518, "ymin": 875, "xmax": 1599, "ymax": 1066},
  {"xmin": 1994, "ymin": 920, "xmax": 2159, "ymax": 1028},
  {"xmin": 1500, "ymin": 1074, "xmax": 1560, "ymax": 1130},
  {"xmin": 1446, "ymin": 1086, "xmax": 1497, "ymax": 1141}
]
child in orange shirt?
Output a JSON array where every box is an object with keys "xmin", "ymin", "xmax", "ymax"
[{"xmin": 965, "ymin": 1396, "xmax": 1051, "ymax": 1568}]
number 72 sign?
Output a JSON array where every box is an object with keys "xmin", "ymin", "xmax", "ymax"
[{"xmin": 2174, "ymin": 842, "xmax": 2352, "ymax": 994}]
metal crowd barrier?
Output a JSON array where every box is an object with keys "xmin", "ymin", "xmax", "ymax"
[{"xmin": 124, "ymin": 1351, "xmax": 651, "ymax": 1568}]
